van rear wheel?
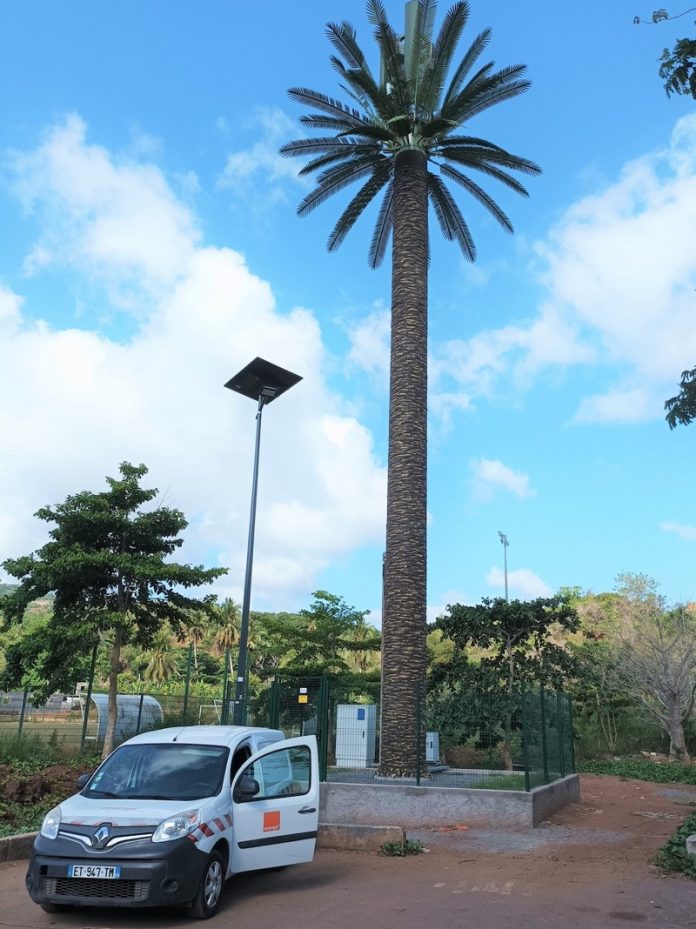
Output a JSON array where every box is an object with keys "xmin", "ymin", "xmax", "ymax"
[{"xmin": 188, "ymin": 849, "xmax": 225, "ymax": 919}]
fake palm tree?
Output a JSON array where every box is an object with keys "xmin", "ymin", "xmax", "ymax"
[{"xmin": 281, "ymin": 0, "xmax": 539, "ymax": 776}]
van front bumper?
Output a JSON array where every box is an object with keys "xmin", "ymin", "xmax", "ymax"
[{"xmin": 26, "ymin": 834, "xmax": 210, "ymax": 909}]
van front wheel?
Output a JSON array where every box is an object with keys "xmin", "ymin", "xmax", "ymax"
[{"xmin": 188, "ymin": 850, "xmax": 225, "ymax": 919}]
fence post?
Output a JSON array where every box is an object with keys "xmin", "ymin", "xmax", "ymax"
[
  {"xmin": 567, "ymin": 694, "xmax": 576, "ymax": 773},
  {"xmin": 136, "ymin": 693, "xmax": 145, "ymax": 735},
  {"xmin": 268, "ymin": 680, "xmax": 281, "ymax": 729},
  {"xmin": 415, "ymin": 683, "xmax": 422, "ymax": 786},
  {"xmin": 220, "ymin": 648, "xmax": 230, "ymax": 725},
  {"xmin": 521, "ymin": 688, "xmax": 531, "ymax": 792},
  {"xmin": 182, "ymin": 643, "xmax": 193, "ymax": 722},
  {"xmin": 17, "ymin": 687, "xmax": 29, "ymax": 740},
  {"xmin": 80, "ymin": 643, "xmax": 98, "ymax": 752},
  {"xmin": 317, "ymin": 676, "xmax": 330, "ymax": 782},
  {"xmin": 556, "ymin": 692, "xmax": 565, "ymax": 777},
  {"xmin": 539, "ymin": 686, "xmax": 549, "ymax": 783}
]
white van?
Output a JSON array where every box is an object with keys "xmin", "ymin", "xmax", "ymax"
[{"xmin": 26, "ymin": 726, "xmax": 319, "ymax": 919}]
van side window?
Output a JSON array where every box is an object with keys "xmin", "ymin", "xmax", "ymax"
[
  {"xmin": 231, "ymin": 745, "xmax": 252, "ymax": 780},
  {"xmin": 233, "ymin": 746, "xmax": 310, "ymax": 803}
]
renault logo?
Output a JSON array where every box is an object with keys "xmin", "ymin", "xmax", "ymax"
[{"xmin": 93, "ymin": 824, "xmax": 111, "ymax": 847}]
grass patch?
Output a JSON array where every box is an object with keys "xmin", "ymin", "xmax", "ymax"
[
  {"xmin": 473, "ymin": 774, "xmax": 525, "ymax": 791},
  {"xmin": 381, "ymin": 839, "xmax": 423, "ymax": 857},
  {"xmin": 0, "ymin": 800, "xmax": 49, "ymax": 839},
  {"xmin": 654, "ymin": 811, "xmax": 696, "ymax": 878},
  {"xmin": 578, "ymin": 757, "xmax": 696, "ymax": 785}
]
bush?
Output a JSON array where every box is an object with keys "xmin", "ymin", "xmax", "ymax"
[
  {"xmin": 380, "ymin": 839, "xmax": 423, "ymax": 857},
  {"xmin": 654, "ymin": 812, "xmax": 696, "ymax": 878},
  {"xmin": 578, "ymin": 757, "xmax": 696, "ymax": 784}
]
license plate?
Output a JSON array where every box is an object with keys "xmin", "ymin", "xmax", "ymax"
[{"xmin": 67, "ymin": 865, "xmax": 121, "ymax": 879}]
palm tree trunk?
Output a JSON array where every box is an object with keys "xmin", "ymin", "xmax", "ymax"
[{"xmin": 379, "ymin": 147, "xmax": 429, "ymax": 778}]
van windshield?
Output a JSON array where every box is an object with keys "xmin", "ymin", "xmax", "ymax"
[{"xmin": 84, "ymin": 743, "xmax": 230, "ymax": 801}]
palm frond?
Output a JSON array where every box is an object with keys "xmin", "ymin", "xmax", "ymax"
[
  {"xmin": 440, "ymin": 143, "xmax": 541, "ymax": 177},
  {"xmin": 428, "ymin": 172, "xmax": 475, "ymax": 260},
  {"xmin": 441, "ymin": 28, "xmax": 491, "ymax": 110},
  {"xmin": 368, "ymin": 179, "xmax": 394, "ymax": 268},
  {"xmin": 444, "ymin": 65, "xmax": 531, "ymax": 123},
  {"xmin": 439, "ymin": 153, "xmax": 534, "ymax": 195},
  {"xmin": 418, "ymin": 116, "xmax": 457, "ymax": 140},
  {"xmin": 300, "ymin": 114, "xmax": 365, "ymax": 132},
  {"xmin": 366, "ymin": 0, "xmax": 411, "ymax": 114},
  {"xmin": 418, "ymin": 1, "xmax": 469, "ymax": 117},
  {"xmin": 326, "ymin": 21, "xmax": 369, "ymax": 71},
  {"xmin": 440, "ymin": 163, "xmax": 513, "ymax": 231},
  {"xmin": 339, "ymin": 65, "xmax": 400, "ymax": 119},
  {"xmin": 327, "ymin": 161, "xmax": 392, "ymax": 252},
  {"xmin": 410, "ymin": 0, "xmax": 438, "ymax": 95},
  {"xmin": 287, "ymin": 87, "xmax": 369, "ymax": 126},
  {"xmin": 298, "ymin": 157, "xmax": 381, "ymax": 217},
  {"xmin": 280, "ymin": 137, "xmax": 378, "ymax": 159}
]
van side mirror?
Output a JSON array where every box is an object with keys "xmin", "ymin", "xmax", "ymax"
[
  {"xmin": 233, "ymin": 774, "xmax": 260, "ymax": 802},
  {"xmin": 76, "ymin": 772, "xmax": 92, "ymax": 790}
]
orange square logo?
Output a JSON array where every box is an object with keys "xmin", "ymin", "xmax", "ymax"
[{"xmin": 263, "ymin": 811, "xmax": 281, "ymax": 833}]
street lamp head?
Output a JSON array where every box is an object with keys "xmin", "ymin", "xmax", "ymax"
[
  {"xmin": 224, "ymin": 357, "xmax": 302, "ymax": 404},
  {"xmin": 498, "ymin": 531, "xmax": 508, "ymax": 547}
]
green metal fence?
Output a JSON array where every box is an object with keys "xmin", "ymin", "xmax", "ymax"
[
  {"xmin": 266, "ymin": 677, "xmax": 575, "ymax": 791},
  {"xmin": 0, "ymin": 678, "xmax": 575, "ymax": 792}
]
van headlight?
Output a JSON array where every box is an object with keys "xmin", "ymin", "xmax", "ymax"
[
  {"xmin": 40, "ymin": 806, "xmax": 62, "ymax": 840},
  {"xmin": 152, "ymin": 809, "xmax": 201, "ymax": 843}
]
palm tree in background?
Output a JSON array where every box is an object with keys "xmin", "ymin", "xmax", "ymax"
[
  {"xmin": 281, "ymin": 0, "xmax": 539, "ymax": 775},
  {"xmin": 178, "ymin": 610, "xmax": 208, "ymax": 670},
  {"xmin": 144, "ymin": 626, "xmax": 179, "ymax": 686}
]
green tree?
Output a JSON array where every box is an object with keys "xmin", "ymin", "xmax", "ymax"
[
  {"xmin": 2, "ymin": 462, "xmax": 226, "ymax": 756},
  {"xmin": 263, "ymin": 591, "xmax": 373, "ymax": 676},
  {"xmin": 634, "ymin": 8, "xmax": 696, "ymax": 97},
  {"xmin": 433, "ymin": 595, "xmax": 579, "ymax": 767},
  {"xmin": 281, "ymin": 0, "xmax": 539, "ymax": 776},
  {"xmin": 665, "ymin": 365, "xmax": 696, "ymax": 427}
]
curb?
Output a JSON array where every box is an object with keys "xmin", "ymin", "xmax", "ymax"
[
  {"xmin": 318, "ymin": 823, "xmax": 405, "ymax": 851},
  {"xmin": 0, "ymin": 824, "xmax": 403, "ymax": 863},
  {"xmin": 0, "ymin": 832, "xmax": 35, "ymax": 863}
]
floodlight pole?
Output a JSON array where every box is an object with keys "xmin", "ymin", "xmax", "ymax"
[
  {"xmin": 225, "ymin": 357, "xmax": 302, "ymax": 727},
  {"xmin": 498, "ymin": 531, "xmax": 509, "ymax": 602},
  {"xmin": 233, "ymin": 390, "xmax": 272, "ymax": 725}
]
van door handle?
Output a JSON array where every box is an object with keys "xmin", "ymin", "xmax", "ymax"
[{"xmin": 298, "ymin": 806, "xmax": 316, "ymax": 814}]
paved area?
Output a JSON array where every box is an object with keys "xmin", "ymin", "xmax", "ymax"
[{"xmin": 0, "ymin": 775, "xmax": 694, "ymax": 929}]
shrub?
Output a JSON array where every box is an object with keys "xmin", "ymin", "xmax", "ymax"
[
  {"xmin": 381, "ymin": 839, "xmax": 423, "ymax": 857},
  {"xmin": 654, "ymin": 812, "xmax": 696, "ymax": 878},
  {"xmin": 578, "ymin": 757, "xmax": 696, "ymax": 785}
]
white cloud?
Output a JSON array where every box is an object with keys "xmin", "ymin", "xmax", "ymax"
[
  {"xmin": 660, "ymin": 521, "xmax": 696, "ymax": 542},
  {"xmin": 0, "ymin": 117, "xmax": 386, "ymax": 610},
  {"xmin": 218, "ymin": 107, "xmax": 306, "ymax": 200},
  {"xmin": 432, "ymin": 114, "xmax": 696, "ymax": 425},
  {"xmin": 573, "ymin": 386, "xmax": 654, "ymax": 424},
  {"xmin": 470, "ymin": 458, "xmax": 535, "ymax": 501},
  {"xmin": 486, "ymin": 567, "xmax": 553, "ymax": 599},
  {"xmin": 10, "ymin": 114, "xmax": 200, "ymax": 304},
  {"xmin": 345, "ymin": 308, "xmax": 390, "ymax": 386}
]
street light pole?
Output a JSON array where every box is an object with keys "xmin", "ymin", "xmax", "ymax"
[
  {"xmin": 224, "ymin": 357, "xmax": 302, "ymax": 726},
  {"xmin": 498, "ymin": 531, "xmax": 509, "ymax": 602}
]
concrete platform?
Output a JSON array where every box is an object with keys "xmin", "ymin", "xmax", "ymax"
[{"xmin": 320, "ymin": 774, "xmax": 581, "ymax": 828}]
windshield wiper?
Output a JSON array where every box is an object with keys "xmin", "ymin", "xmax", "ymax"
[{"xmin": 87, "ymin": 790, "xmax": 124, "ymax": 799}]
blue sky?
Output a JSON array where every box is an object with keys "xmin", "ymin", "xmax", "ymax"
[{"xmin": 2, "ymin": 1, "xmax": 696, "ymax": 623}]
